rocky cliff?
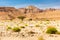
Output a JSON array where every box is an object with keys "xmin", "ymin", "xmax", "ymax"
[
  {"xmin": 0, "ymin": 6, "xmax": 59, "ymax": 20},
  {"xmin": 0, "ymin": 7, "xmax": 22, "ymax": 20}
]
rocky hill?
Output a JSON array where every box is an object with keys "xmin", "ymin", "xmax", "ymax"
[
  {"xmin": 0, "ymin": 7, "xmax": 22, "ymax": 20},
  {"xmin": 0, "ymin": 6, "xmax": 60, "ymax": 20}
]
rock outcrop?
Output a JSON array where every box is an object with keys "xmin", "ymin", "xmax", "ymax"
[
  {"xmin": 0, "ymin": 7, "xmax": 22, "ymax": 20},
  {"xmin": 18, "ymin": 6, "xmax": 43, "ymax": 14},
  {"xmin": 0, "ymin": 6, "xmax": 59, "ymax": 20}
]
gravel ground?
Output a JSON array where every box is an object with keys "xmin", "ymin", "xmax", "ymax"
[{"xmin": 0, "ymin": 20, "xmax": 60, "ymax": 40}]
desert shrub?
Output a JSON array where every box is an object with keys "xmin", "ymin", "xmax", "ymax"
[
  {"xmin": 28, "ymin": 31, "xmax": 35, "ymax": 34},
  {"xmin": 7, "ymin": 26, "xmax": 12, "ymax": 30},
  {"xmin": 35, "ymin": 25, "xmax": 40, "ymax": 27},
  {"xmin": 12, "ymin": 27, "xmax": 20, "ymax": 32},
  {"xmin": 38, "ymin": 36, "xmax": 44, "ymax": 40},
  {"xmin": 46, "ymin": 27, "xmax": 58, "ymax": 34},
  {"xmin": 56, "ymin": 32, "xmax": 60, "ymax": 34},
  {"xmin": 46, "ymin": 21, "xmax": 50, "ymax": 24},
  {"xmin": 29, "ymin": 19, "xmax": 32, "ymax": 21},
  {"xmin": 20, "ymin": 26, "xmax": 25, "ymax": 28},
  {"xmin": 25, "ymin": 24, "xmax": 28, "ymax": 26},
  {"xmin": 17, "ymin": 16, "xmax": 26, "ymax": 20}
]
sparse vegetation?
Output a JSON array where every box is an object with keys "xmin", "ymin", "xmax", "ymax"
[
  {"xmin": 7, "ymin": 26, "xmax": 12, "ymax": 30},
  {"xmin": 18, "ymin": 16, "xmax": 26, "ymax": 20},
  {"xmin": 46, "ymin": 27, "xmax": 58, "ymax": 34},
  {"xmin": 56, "ymin": 32, "xmax": 60, "ymax": 34},
  {"xmin": 28, "ymin": 31, "xmax": 35, "ymax": 34},
  {"xmin": 38, "ymin": 36, "xmax": 44, "ymax": 40},
  {"xmin": 25, "ymin": 24, "xmax": 28, "ymax": 26},
  {"xmin": 20, "ymin": 26, "xmax": 25, "ymax": 28},
  {"xmin": 1, "ymin": 20, "xmax": 60, "ymax": 40},
  {"xmin": 29, "ymin": 19, "xmax": 32, "ymax": 21},
  {"xmin": 12, "ymin": 27, "xmax": 21, "ymax": 32},
  {"xmin": 35, "ymin": 25, "xmax": 40, "ymax": 27}
]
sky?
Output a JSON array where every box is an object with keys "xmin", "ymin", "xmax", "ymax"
[{"xmin": 0, "ymin": 0, "xmax": 60, "ymax": 9}]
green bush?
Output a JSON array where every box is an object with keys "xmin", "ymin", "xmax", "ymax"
[
  {"xmin": 25, "ymin": 24, "xmax": 28, "ymax": 26},
  {"xmin": 20, "ymin": 26, "xmax": 25, "ymax": 28},
  {"xmin": 7, "ymin": 26, "xmax": 12, "ymax": 30},
  {"xmin": 35, "ymin": 25, "xmax": 40, "ymax": 27},
  {"xmin": 17, "ymin": 16, "xmax": 26, "ymax": 20},
  {"xmin": 46, "ymin": 27, "xmax": 58, "ymax": 34},
  {"xmin": 12, "ymin": 27, "xmax": 20, "ymax": 32},
  {"xmin": 56, "ymin": 32, "xmax": 60, "ymax": 34}
]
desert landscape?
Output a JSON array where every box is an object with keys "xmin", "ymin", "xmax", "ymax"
[
  {"xmin": 0, "ymin": 0, "xmax": 60, "ymax": 40},
  {"xmin": 0, "ymin": 6, "xmax": 60, "ymax": 20},
  {"xmin": 0, "ymin": 5, "xmax": 60, "ymax": 40}
]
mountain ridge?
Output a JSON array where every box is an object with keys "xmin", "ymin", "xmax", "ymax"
[{"xmin": 0, "ymin": 6, "xmax": 59, "ymax": 20}]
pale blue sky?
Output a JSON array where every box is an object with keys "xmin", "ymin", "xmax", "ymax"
[{"xmin": 0, "ymin": 0, "xmax": 60, "ymax": 9}]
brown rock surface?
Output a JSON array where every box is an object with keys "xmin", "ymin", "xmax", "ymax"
[
  {"xmin": 0, "ymin": 7, "xmax": 22, "ymax": 20},
  {"xmin": 0, "ymin": 6, "xmax": 60, "ymax": 20}
]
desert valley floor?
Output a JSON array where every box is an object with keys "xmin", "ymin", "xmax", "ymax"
[
  {"xmin": 0, "ymin": 6, "xmax": 60, "ymax": 40},
  {"xmin": 0, "ymin": 19, "xmax": 60, "ymax": 40}
]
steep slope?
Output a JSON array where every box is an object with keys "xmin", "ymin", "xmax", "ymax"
[{"xmin": 0, "ymin": 7, "xmax": 22, "ymax": 20}]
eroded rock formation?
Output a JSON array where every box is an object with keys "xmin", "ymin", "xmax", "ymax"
[{"xmin": 0, "ymin": 6, "xmax": 59, "ymax": 20}]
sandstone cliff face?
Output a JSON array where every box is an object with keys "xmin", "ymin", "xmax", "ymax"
[
  {"xmin": 0, "ymin": 6, "xmax": 59, "ymax": 20},
  {"xmin": 18, "ymin": 6, "xmax": 43, "ymax": 14},
  {"xmin": 0, "ymin": 7, "xmax": 22, "ymax": 20}
]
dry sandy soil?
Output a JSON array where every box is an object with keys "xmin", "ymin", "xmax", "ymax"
[{"xmin": 0, "ymin": 20, "xmax": 60, "ymax": 40}]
